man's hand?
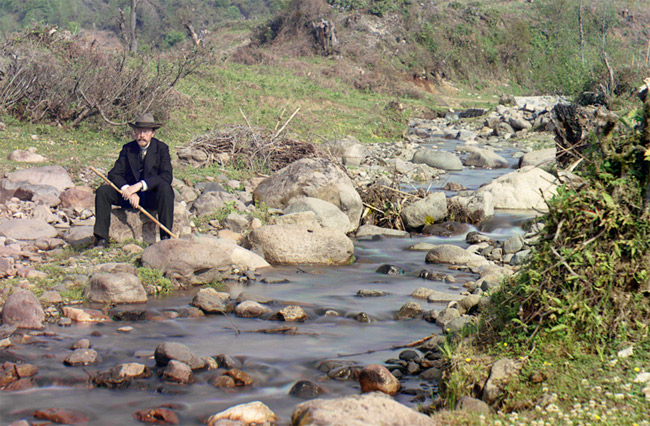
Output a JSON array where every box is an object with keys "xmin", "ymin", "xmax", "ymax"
[
  {"xmin": 127, "ymin": 193, "xmax": 140, "ymax": 208},
  {"xmin": 122, "ymin": 182, "xmax": 143, "ymax": 199}
]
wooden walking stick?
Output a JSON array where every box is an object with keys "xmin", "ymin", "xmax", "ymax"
[{"xmin": 89, "ymin": 166, "xmax": 178, "ymax": 239}]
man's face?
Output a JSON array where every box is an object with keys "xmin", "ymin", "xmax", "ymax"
[{"xmin": 134, "ymin": 127, "xmax": 155, "ymax": 148}]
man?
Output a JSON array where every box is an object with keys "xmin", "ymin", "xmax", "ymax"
[{"xmin": 93, "ymin": 113, "xmax": 174, "ymax": 247}]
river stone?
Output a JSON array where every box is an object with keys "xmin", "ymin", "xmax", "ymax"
[
  {"xmin": 436, "ymin": 307, "xmax": 461, "ymax": 328},
  {"xmin": 0, "ymin": 219, "xmax": 58, "ymax": 240},
  {"xmin": 247, "ymin": 223, "xmax": 354, "ymax": 265},
  {"xmin": 207, "ymin": 401, "xmax": 278, "ymax": 426},
  {"xmin": 64, "ymin": 348, "xmax": 98, "ymax": 366},
  {"xmin": 395, "ymin": 301, "xmax": 422, "ymax": 320},
  {"xmin": 355, "ymin": 225, "xmax": 410, "ymax": 238},
  {"xmin": 253, "ymin": 158, "xmax": 363, "ymax": 231},
  {"xmin": 33, "ymin": 408, "xmax": 90, "ymax": 425},
  {"xmin": 284, "ymin": 197, "xmax": 353, "ymax": 233},
  {"xmin": 444, "ymin": 315, "xmax": 474, "ymax": 334},
  {"xmin": 401, "ymin": 192, "xmax": 448, "ymax": 229},
  {"xmin": 215, "ymin": 354, "xmax": 243, "ymax": 370},
  {"xmin": 222, "ymin": 212, "xmax": 249, "ymax": 233},
  {"xmin": 59, "ymin": 186, "xmax": 95, "ymax": 209},
  {"xmin": 272, "ymin": 305, "xmax": 308, "ymax": 322},
  {"xmin": 154, "ymin": 342, "xmax": 205, "ymax": 370},
  {"xmin": 290, "ymin": 380, "xmax": 327, "ymax": 399},
  {"xmin": 357, "ymin": 289, "xmax": 386, "ymax": 297},
  {"xmin": 234, "ymin": 300, "xmax": 271, "ymax": 318},
  {"xmin": 425, "ymin": 244, "xmax": 489, "ymax": 269},
  {"xmin": 224, "ymin": 369, "xmax": 254, "ymax": 386},
  {"xmin": 482, "ymin": 358, "xmax": 523, "ymax": 404},
  {"xmin": 420, "ymin": 367, "xmax": 442, "ymax": 381},
  {"xmin": 412, "ymin": 148, "xmax": 463, "ymax": 171},
  {"xmin": 475, "ymin": 166, "xmax": 558, "ymax": 211},
  {"xmin": 448, "ymin": 191, "xmax": 495, "ymax": 223},
  {"xmin": 108, "ymin": 201, "xmax": 191, "ymax": 244},
  {"xmin": 191, "ymin": 288, "xmax": 232, "ymax": 314},
  {"xmin": 7, "ymin": 165, "xmax": 73, "ymax": 192},
  {"xmin": 503, "ymin": 234, "xmax": 524, "ymax": 254},
  {"xmin": 63, "ymin": 225, "xmax": 94, "ymax": 246},
  {"xmin": 133, "ymin": 408, "xmax": 179, "ymax": 425},
  {"xmin": 457, "ymin": 395, "xmax": 490, "ymax": 415},
  {"xmin": 62, "ymin": 307, "xmax": 110, "ymax": 323},
  {"xmin": 291, "ymin": 392, "xmax": 435, "ymax": 426},
  {"xmin": 459, "ymin": 294, "xmax": 482, "ymax": 313},
  {"xmin": 460, "ymin": 146, "xmax": 509, "ymax": 169},
  {"xmin": 2, "ymin": 289, "xmax": 45, "ymax": 329},
  {"xmin": 359, "ymin": 364, "xmax": 401, "ymax": 395},
  {"xmin": 518, "ymin": 147, "xmax": 556, "ymax": 170},
  {"xmin": 211, "ymin": 374, "xmax": 236, "ymax": 388},
  {"xmin": 235, "ymin": 292, "xmax": 272, "ymax": 305},
  {"xmin": 509, "ymin": 113, "xmax": 532, "ymax": 131},
  {"xmin": 92, "ymin": 262, "xmax": 138, "ymax": 275},
  {"xmin": 163, "ymin": 360, "xmax": 194, "ymax": 384},
  {"xmin": 84, "ymin": 273, "xmax": 147, "ymax": 304}
]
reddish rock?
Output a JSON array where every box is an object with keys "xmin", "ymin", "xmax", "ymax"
[
  {"xmin": 224, "ymin": 369, "xmax": 253, "ymax": 386},
  {"xmin": 5, "ymin": 377, "xmax": 33, "ymax": 391},
  {"xmin": 59, "ymin": 186, "xmax": 94, "ymax": 209},
  {"xmin": 15, "ymin": 363, "xmax": 38, "ymax": 378},
  {"xmin": 210, "ymin": 375, "xmax": 236, "ymax": 388},
  {"xmin": 133, "ymin": 408, "xmax": 179, "ymax": 425},
  {"xmin": 359, "ymin": 364, "xmax": 401, "ymax": 396},
  {"xmin": 33, "ymin": 408, "xmax": 90, "ymax": 424},
  {"xmin": 2, "ymin": 289, "xmax": 45, "ymax": 329},
  {"xmin": 271, "ymin": 305, "xmax": 308, "ymax": 322},
  {"xmin": 162, "ymin": 360, "xmax": 194, "ymax": 384},
  {"xmin": 61, "ymin": 307, "xmax": 110, "ymax": 323},
  {"xmin": 0, "ymin": 368, "xmax": 18, "ymax": 387}
]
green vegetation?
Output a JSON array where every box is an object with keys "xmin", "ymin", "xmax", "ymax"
[{"xmin": 138, "ymin": 267, "xmax": 174, "ymax": 295}]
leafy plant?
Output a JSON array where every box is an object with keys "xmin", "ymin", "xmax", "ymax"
[{"xmin": 138, "ymin": 267, "xmax": 173, "ymax": 295}]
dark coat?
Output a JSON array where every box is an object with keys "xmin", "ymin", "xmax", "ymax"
[{"xmin": 107, "ymin": 137, "xmax": 173, "ymax": 190}]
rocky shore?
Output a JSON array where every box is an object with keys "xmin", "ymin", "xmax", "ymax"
[{"xmin": 1, "ymin": 97, "xmax": 620, "ymax": 425}]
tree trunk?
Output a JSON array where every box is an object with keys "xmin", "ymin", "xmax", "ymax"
[{"xmin": 129, "ymin": 0, "xmax": 139, "ymax": 53}]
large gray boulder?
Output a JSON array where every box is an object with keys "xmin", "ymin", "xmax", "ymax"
[
  {"xmin": 401, "ymin": 192, "xmax": 448, "ymax": 229},
  {"xmin": 141, "ymin": 237, "xmax": 269, "ymax": 285},
  {"xmin": 291, "ymin": 392, "xmax": 436, "ymax": 426},
  {"xmin": 190, "ymin": 190, "xmax": 246, "ymax": 217},
  {"xmin": 84, "ymin": 273, "xmax": 147, "ymax": 304},
  {"xmin": 6, "ymin": 165, "xmax": 74, "ymax": 192},
  {"xmin": 253, "ymin": 158, "xmax": 362, "ymax": 231},
  {"xmin": 459, "ymin": 146, "xmax": 509, "ymax": 169},
  {"xmin": 247, "ymin": 223, "xmax": 354, "ymax": 265},
  {"xmin": 448, "ymin": 191, "xmax": 495, "ymax": 223},
  {"xmin": 475, "ymin": 166, "xmax": 558, "ymax": 211},
  {"xmin": 2, "ymin": 289, "xmax": 45, "ymax": 329},
  {"xmin": 412, "ymin": 148, "xmax": 463, "ymax": 171},
  {"xmin": 284, "ymin": 197, "xmax": 352, "ymax": 233},
  {"xmin": 0, "ymin": 219, "xmax": 58, "ymax": 240},
  {"xmin": 425, "ymin": 244, "xmax": 489, "ymax": 269},
  {"xmin": 518, "ymin": 148, "xmax": 556, "ymax": 170},
  {"xmin": 108, "ymin": 201, "xmax": 191, "ymax": 244}
]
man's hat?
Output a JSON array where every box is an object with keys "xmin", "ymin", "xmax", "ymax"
[{"xmin": 128, "ymin": 113, "xmax": 162, "ymax": 129}]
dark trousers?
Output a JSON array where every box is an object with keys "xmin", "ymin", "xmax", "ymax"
[{"xmin": 93, "ymin": 183, "xmax": 174, "ymax": 241}]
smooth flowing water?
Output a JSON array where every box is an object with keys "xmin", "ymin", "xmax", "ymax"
[{"xmin": 0, "ymin": 137, "xmax": 535, "ymax": 425}]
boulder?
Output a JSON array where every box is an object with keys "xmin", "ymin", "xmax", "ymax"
[
  {"xmin": 448, "ymin": 191, "xmax": 495, "ymax": 223},
  {"xmin": 518, "ymin": 148, "xmax": 556, "ymax": 170},
  {"xmin": 191, "ymin": 190, "xmax": 245, "ymax": 217},
  {"xmin": 412, "ymin": 148, "xmax": 463, "ymax": 171},
  {"xmin": 63, "ymin": 226, "xmax": 94, "ymax": 246},
  {"xmin": 425, "ymin": 244, "xmax": 489, "ymax": 269},
  {"xmin": 191, "ymin": 288, "xmax": 232, "ymax": 314},
  {"xmin": 154, "ymin": 342, "xmax": 205, "ymax": 370},
  {"xmin": 284, "ymin": 197, "xmax": 352, "ymax": 233},
  {"xmin": 355, "ymin": 225, "xmax": 410, "ymax": 238},
  {"xmin": 459, "ymin": 146, "xmax": 509, "ymax": 169},
  {"xmin": 6, "ymin": 165, "xmax": 73, "ymax": 192},
  {"xmin": 482, "ymin": 358, "xmax": 523, "ymax": 404},
  {"xmin": 234, "ymin": 301, "xmax": 271, "ymax": 318},
  {"xmin": 291, "ymin": 393, "xmax": 436, "ymax": 426},
  {"xmin": 59, "ymin": 186, "xmax": 95, "ymax": 209},
  {"xmin": 359, "ymin": 364, "xmax": 401, "ymax": 395},
  {"xmin": 2, "ymin": 290, "xmax": 45, "ymax": 329},
  {"xmin": 207, "ymin": 401, "xmax": 278, "ymax": 426},
  {"xmin": 247, "ymin": 223, "xmax": 354, "ymax": 265},
  {"xmin": 0, "ymin": 219, "xmax": 58, "ymax": 240},
  {"xmin": 84, "ymin": 273, "xmax": 147, "ymax": 304},
  {"xmin": 141, "ymin": 239, "xmax": 234, "ymax": 286},
  {"xmin": 324, "ymin": 136, "xmax": 368, "ymax": 167},
  {"xmin": 8, "ymin": 149, "xmax": 46, "ymax": 163},
  {"xmin": 108, "ymin": 201, "xmax": 191, "ymax": 244},
  {"xmin": 253, "ymin": 158, "xmax": 362, "ymax": 231},
  {"xmin": 475, "ymin": 166, "xmax": 558, "ymax": 211},
  {"xmin": 401, "ymin": 192, "xmax": 448, "ymax": 229}
]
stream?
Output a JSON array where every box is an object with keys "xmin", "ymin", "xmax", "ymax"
[{"xmin": 0, "ymin": 135, "xmax": 537, "ymax": 425}]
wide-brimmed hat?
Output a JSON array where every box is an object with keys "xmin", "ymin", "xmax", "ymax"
[{"xmin": 128, "ymin": 113, "xmax": 162, "ymax": 129}]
